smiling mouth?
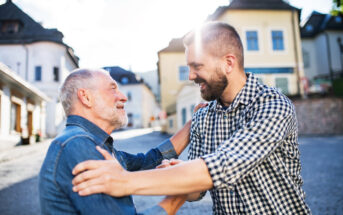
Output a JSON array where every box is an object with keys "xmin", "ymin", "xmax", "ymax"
[{"xmin": 116, "ymin": 104, "xmax": 125, "ymax": 110}]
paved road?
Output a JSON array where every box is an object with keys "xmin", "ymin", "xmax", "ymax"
[{"xmin": 0, "ymin": 129, "xmax": 342, "ymax": 215}]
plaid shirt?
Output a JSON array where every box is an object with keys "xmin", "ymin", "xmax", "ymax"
[{"xmin": 188, "ymin": 73, "xmax": 311, "ymax": 215}]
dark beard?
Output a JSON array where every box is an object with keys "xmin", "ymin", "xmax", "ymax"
[{"xmin": 194, "ymin": 68, "xmax": 228, "ymax": 101}]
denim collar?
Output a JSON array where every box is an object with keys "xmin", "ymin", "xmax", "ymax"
[{"xmin": 66, "ymin": 115, "xmax": 113, "ymax": 148}]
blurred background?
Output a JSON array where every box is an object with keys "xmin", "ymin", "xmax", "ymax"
[{"xmin": 0, "ymin": 0, "xmax": 342, "ymax": 214}]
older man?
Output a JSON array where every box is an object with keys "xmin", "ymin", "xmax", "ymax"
[{"xmin": 39, "ymin": 68, "xmax": 190, "ymax": 215}]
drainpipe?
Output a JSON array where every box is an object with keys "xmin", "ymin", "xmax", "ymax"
[
  {"xmin": 22, "ymin": 44, "xmax": 29, "ymax": 81},
  {"xmin": 291, "ymin": 10, "xmax": 302, "ymax": 97},
  {"xmin": 324, "ymin": 32, "xmax": 334, "ymax": 85}
]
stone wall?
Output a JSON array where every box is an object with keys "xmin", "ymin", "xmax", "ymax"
[{"xmin": 292, "ymin": 97, "xmax": 343, "ymax": 135}]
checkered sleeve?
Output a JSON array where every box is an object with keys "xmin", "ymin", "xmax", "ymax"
[
  {"xmin": 188, "ymin": 109, "xmax": 208, "ymax": 201},
  {"xmin": 202, "ymin": 96, "xmax": 295, "ymax": 190}
]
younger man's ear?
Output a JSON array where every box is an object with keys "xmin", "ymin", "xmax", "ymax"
[
  {"xmin": 77, "ymin": 88, "xmax": 93, "ymax": 108},
  {"xmin": 224, "ymin": 54, "xmax": 235, "ymax": 74}
]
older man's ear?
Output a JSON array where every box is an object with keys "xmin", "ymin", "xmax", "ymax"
[{"xmin": 77, "ymin": 88, "xmax": 93, "ymax": 108}]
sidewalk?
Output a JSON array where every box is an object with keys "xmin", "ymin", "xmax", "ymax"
[{"xmin": 0, "ymin": 138, "xmax": 51, "ymax": 164}]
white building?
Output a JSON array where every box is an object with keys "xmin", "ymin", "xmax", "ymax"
[
  {"xmin": 0, "ymin": 0, "xmax": 79, "ymax": 137},
  {"xmin": 0, "ymin": 62, "xmax": 49, "ymax": 149},
  {"xmin": 104, "ymin": 66, "xmax": 160, "ymax": 128},
  {"xmin": 301, "ymin": 11, "xmax": 343, "ymax": 93},
  {"xmin": 135, "ymin": 70, "xmax": 160, "ymax": 103}
]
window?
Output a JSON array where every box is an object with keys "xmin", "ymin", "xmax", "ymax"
[
  {"xmin": 257, "ymin": 77, "xmax": 263, "ymax": 84},
  {"xmin": 127, "ymin": 92, "xmax": 132, "ymax": 101},
  {"xmin": 179, "ymin": 66, "xmax": 189, "ymax": 81},
  {"xmin": 35, "ymin": 66, "xmax": 42, "ymax": 81},
  {"xmin": 272, "ymin": 31, "xmax": 284, "ymax": 51},
  {"xmin": 303, "ymin": 50, "xmax": 310, "ymax": 68},
  {"xmin": 53, "ymin": 67, "xmax": 59, "ymax": 82},
  {"xmin": 190, "ymin": 104, "xmax": 195, "ymax": 115},
  {"xmin": 1, "ymin": 21, "xmax": 21, "ymax": 34},
  {"xmin": 246, "ymin": 31, "xmax": 259, "ymax": 51},
  {"xmin": 11, "ymin": 102, "xmax": 21, "ymax": 133},
  {"xmin": 169, "ymin": 119, "xmax": 173, "ymax": 128},
  {"xmin": 127, "ymin": 113, "xmax": 133, "ymax": 127},
  {"xmin": 121, "ymin": 77, "xmax": 129, "ymax": 84},
  {"xmin": 181, "ymin": 108, "xmax": 187, "ymax": 126},
  {"xmin": 275, "ymin": 78, "xmax": 289, "ymax": 95}
]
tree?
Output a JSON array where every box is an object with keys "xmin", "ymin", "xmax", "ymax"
[{"xmin": 331, "ymin": 0, "xmax": 343, "ymax": 16}]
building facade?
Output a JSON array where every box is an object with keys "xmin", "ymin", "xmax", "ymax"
[
  {"xmin": 0, "ymin": 62, "xmax": 49, "ymax": 149},
  {"xmin": 104, "ymin": 66, "xmax": 160, "ymax": 129},
  {"xmin": 301, "ymin": 11, "xmax": 343, "ymax": 93},
  {"xmin": 158, "ymin": 0, "xmax": 305, "ymax": 133},
  {"xmin": 0, "ymin": 0, "xmax": 79, "ymax": 137}
]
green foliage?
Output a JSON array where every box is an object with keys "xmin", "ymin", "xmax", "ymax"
[
  {"xmin": 333, "ymin": 78, "xmax": 343, "ymax": 97},
  {"xmin": 331, "ymin": 0, "xmax": 343, "ymax": 15}
]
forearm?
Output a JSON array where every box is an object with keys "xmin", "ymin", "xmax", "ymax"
[
  {"xmin": 169, "ymin": 120, "xmax": 191, "ymax": 155},
  {"xmin": 158, "ymin": 195, "xmax": 187, "ymax": 215},
  {"xmin": 126, "ymin": 158, "xmax": 213, "ymax": 196}
]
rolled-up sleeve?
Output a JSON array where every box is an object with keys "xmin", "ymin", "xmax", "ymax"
[
  {"xmin": 157, "ymin": 139, "xmax": 178, "ymax": 160},
  {"xmin": 202, "ymin": 98, "xmax": 295, "ymax": 190}
]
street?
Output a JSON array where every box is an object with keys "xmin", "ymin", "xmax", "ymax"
[{"xmin": 0, "ymin": 129, "xmax": 342, "ymax": 215}]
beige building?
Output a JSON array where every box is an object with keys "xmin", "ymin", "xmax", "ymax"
[
  {"xmin": 157, "ymin": 0, "xmax": 305, "ymax": 133},
  {"xmin": 0, "ymin": 62, "xmax": 49, "ymax": 149}
]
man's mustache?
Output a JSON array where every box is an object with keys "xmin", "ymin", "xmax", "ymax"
[{"xmin": 194, "ymin": 77, "xmax": 206, "ymax": 84}]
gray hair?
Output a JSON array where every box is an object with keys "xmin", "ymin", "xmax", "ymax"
[{"xmin": 59, "ymin": 68, "xmax": 97, "ymax": 116}]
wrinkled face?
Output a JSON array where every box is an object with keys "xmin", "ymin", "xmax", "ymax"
[
  {"xmin": 186, "ymin": 43, "xmax": 228, "ymax": 101},
  {"xmin": 91, "ymin": 72, "xmax": 128, "ymax": 129}
]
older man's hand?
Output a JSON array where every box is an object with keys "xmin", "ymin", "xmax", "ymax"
[{"xmin": 72, "ymin": 146, "xmax": 129, "ymax": 197}]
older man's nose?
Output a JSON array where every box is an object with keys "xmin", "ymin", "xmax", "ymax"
[{"xmin": 118, "ymin": 91, "xmax": 127, "ymax": 103}]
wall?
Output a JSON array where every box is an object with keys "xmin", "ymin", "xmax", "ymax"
[
  {"xmin": 293, "ymin": 97, "xmax": 343, "ymax": 135},
  {"xmin": 159, "ymin": 52, "xmax": 188, "ymax": 112}
]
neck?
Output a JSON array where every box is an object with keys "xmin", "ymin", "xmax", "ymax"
[
  {"xmin": 70, "ymin": 110, "xmax": 115, "ymax": 135},
  {"xmin": 219, "ymin": 70, "xmax": 247, "ymax": 107}
]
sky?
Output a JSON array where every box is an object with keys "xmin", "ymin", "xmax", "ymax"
[{"xmin": 1, "ymin": 0, "xmax": 333, "ymax": 72}]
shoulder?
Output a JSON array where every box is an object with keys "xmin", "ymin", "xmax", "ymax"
[
  {"xmin": 54, "ymin": 128, "xmax": 104, "ymax": 168},
  {"xmin": 192, "ymin": 101, "xmax": 215, "ymax": 120},
  {"xmin": 255, "ymin": 84, "xmax": 295, "ymax": 116}
]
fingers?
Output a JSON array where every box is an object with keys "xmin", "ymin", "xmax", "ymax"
[
  {"xmin": 96, "ymin": 146, "xmax": 114, "ymax": 160},
  {"xmin": 72, "ymin": 167, "xmax": 103, "ymax": 186},
  {"xmin": 156, "ymin": 159, "xmax": 171, "ymax": 169},
  {"xmin": 75, "ymin": 184, "xmax": 106, "ymax": 196},
  {"xmin": 193, "ymin": 102, "xmax": 208, "ymax": 113},
  {"xmin": 169, "ymin": 159, "xmax": 182, "ymax": 165},
  {"xmin": 156, "ymin": 159, "xmax": 183, "ymax": 169},
  {"xmin": 72, "ymin": 160, "xmax": 103, "ymax": 175}
]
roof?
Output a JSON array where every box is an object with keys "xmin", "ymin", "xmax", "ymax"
[
  {"xmin": 0, "ymin": 62, "xmax": 50, "ymax": 102},
  {"xmin": 301, "ymin": 11, "xmax": 343, "ymax": 38},
  {"xmin": 158, "ymin": 38, "xmax": 185, "ymax": 54},
  {"xmin": 103, "ymin": 66, "xmax": 141, "ymax": 85},
  {"xmin": 207, "ymin": 0, "xmax": 300, "ymax": 21},
  {"xmin": 0, "ymin": 0, "xmax": 79, "ymax": 66}
]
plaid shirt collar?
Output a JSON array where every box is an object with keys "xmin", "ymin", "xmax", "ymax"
[{"xmin": 209, "ymin": 72, "xmax": 260, "ymax": 112}]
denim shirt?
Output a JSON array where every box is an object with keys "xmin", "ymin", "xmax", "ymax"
[{"xmin": 39, "ymin": 115, "xmax": 177, "ymax": 215}]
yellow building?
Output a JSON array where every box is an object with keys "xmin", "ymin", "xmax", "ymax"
[{"xmin": 158, "ymin": 0, "xmax": 305, "ymax": 133}]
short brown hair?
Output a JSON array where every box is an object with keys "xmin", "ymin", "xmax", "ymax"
[{"xmin": 183, "ymin": 22, "xmax": 244, "ymax": 69}]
